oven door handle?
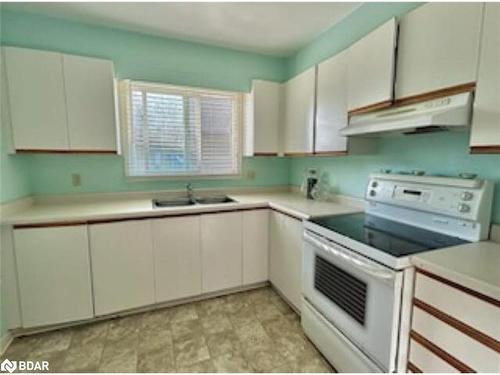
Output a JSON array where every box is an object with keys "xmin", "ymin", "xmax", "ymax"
[{"xmin": 304, "ymin": 231, "xmax": 396, "ymax": 281}]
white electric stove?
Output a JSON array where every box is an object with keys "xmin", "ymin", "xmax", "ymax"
[{"xmin": 301, "ymin": 173, "xmax": 494, "ymax": 373}]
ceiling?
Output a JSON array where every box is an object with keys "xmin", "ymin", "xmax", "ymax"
[{"xmin": 4, "ymin": 2, "xmax": 361, "ymax": 56}]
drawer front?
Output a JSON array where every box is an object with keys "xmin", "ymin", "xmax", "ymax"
[
  {"xmin": 412, "ymin": 308, "xmax": 499, "ymax": 372},
  {"xmin": 409, "ymin": 339, "xmax": 459, "ymax": 373},
  {"xmin": 415, "ymin": 272, "xmax": 499, "ymax": 340},
  {"xmin": 409, "ymin": 270, "xmax": 500, "ymax": 373}
]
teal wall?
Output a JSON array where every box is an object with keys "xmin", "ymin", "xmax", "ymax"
[
  {"xmin": 1, "ymin": 5, "xmax": 499, "ymax": 226},
  {"xmin": 26, "ymin": 155, "xmax": 290, "ymax": 196},
  {"xmin": 0, "ymin": 10, "xmax": 289, "ymax": 202},
  {"xmin": 289, "ymin": 133, "xmax": 500, "ymax": 224}
]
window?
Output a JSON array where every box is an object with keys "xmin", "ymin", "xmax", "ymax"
[{"xmin": 119, "ymin": 80, "xmax": 242, "ymax": 177}]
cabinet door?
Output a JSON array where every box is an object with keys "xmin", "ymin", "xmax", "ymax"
[
  {"xmin": 246, "ymin": 80, "xmax": 282, "ymax": 156},
  {"xmin": 396, "ymin": 3, "xmax": 483, "ymax": 99},
  {"xmin": 242, "ymin": 209, "xmax": 269, "ymax": 284},
  {"xmin": 14, "ymin": 226, "xmax": 93, "ymax": 328},
  {"xmin": 89, "ymin": 220, "xmax": 155, "ymax": 315},
  {"xmin": 470, "ymin": 3, "xmax": 500, "ymax": 150},
  {"xmin": 201, "ymin": 212, "xmax": 242, "ymax": 293},
  {"xmin": 347, "ymin": 18, "xmax": 396, "ymax": 112},
  {"xmin": 283, "ymin": 67, "xmax": 316, "ymax": 154},
  {"xmin": 63, "ymin": 54, "xmax": 117, "ymax": 151},
  {"xmin": 269, "ymin": 211, "xmax": 303, "ymax": 311},
  {"xmin": 152, "ymin": 216, "xmax": 202, "ymax": 303},
  {"xmin": 316, "ymin": 50, "xmax": 348, "ymax": 153},
  {"xmin": 4, "ymin": 47, "xmax": 69, "ymax": 150}
]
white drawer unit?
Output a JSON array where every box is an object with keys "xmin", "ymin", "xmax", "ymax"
[
  {"xmin": 408, "ymin": 270, "xmax": 500, "ymax": 373},
  {"xmin": 13, "ymin": 225, "xmax": 94, "ymax": 328}
]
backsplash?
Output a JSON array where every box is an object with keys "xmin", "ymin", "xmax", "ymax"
[{"xmin": 289, "ymin": 132, "xmax": 500, "ymax": 224}]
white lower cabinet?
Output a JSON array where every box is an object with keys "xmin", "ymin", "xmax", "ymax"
[
  {"xmin": 13, "ymin": 226, "xmax": 93, "ymax": 328},
  {"xmin": 201, "ymin": 212, "xmax": 243, "ymax": 293},
  {"xmin": 152, "ymin": 216, "xmax": 202, "ymax": 303},
  {"xmin": 242, "ymin": 209, "xmax": 269, "ymax": 284},
  {"xmin": 89, "ymin": 220, "xmax": 155, "ymax": 316},
  {"xmin": 269, "ymin": 210, "xmax": 303, "ymax": 311}
]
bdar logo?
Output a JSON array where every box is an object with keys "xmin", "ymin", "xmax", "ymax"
[{"xmin": 0, "ymin": 359, "xmax": 17, "ymax": 373}]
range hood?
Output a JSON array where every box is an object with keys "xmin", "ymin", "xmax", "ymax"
[{"xmin": 340, "ymin": 92, "xmax": 473, "ymax": 137}]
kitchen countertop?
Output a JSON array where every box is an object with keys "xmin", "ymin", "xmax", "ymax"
[
  {"xmin": 0, "ymin": 191, "xmax": 364, "ymax": 226},
  {"xmin": 411, "ymin": 241, "xmax": 500, "ymax": 302}
]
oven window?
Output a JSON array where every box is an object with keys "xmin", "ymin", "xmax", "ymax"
[{"xmin": 314, "ymin": 255, "xmax": 367, "ymax": 325}]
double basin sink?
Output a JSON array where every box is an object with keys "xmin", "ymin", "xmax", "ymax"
[{"xmin": 153, "ymin": 195, "xmax": 236, "ymax": 208}]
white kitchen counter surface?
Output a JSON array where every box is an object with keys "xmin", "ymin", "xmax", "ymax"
[
  {"xmin": 411, "ymin": 241, "xmax": 500, "ymax": 301},
  {"xmin": 1, "ymin": 192, "xmax": 363, "ymax": 226}
]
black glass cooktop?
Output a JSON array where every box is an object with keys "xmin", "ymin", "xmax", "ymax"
[{"xmin": 310, "ymin": 213, "xmax": 468, "ymax": 257}]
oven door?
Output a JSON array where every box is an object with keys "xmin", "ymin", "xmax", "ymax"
[{"xmin": 302, "ymin": 229, "xmax": 403, "ymax": 372}]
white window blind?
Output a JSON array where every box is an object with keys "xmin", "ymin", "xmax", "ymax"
[{"xmin": 119, "ymin": 80, "xmax": 242, "ymax": 177}]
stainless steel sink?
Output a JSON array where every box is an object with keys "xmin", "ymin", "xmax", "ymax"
[
  {"xmin": 153, "ymin": 195, "xmax": 236, "ymax": 208},
  {"xmin": 153, "ymin": 198, "xmax": 196, "ymax": 208},
  {"xmin": 195, "ymin": 196, "xmax": 235, "ymax": 204}
]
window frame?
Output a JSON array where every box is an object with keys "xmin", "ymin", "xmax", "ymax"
[{"xmin": 118, "ymin": 79, "xmax": 244, "ymax": 180}]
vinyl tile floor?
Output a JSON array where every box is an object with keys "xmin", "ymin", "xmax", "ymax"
[{"xmin": 2, "ymin": 287, "xmax": 334, "ymax": 373}]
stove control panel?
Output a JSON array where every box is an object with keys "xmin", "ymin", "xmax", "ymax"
[{"xmin": 366, "ymin": 173, "xmax": 493, "ymax": 223}]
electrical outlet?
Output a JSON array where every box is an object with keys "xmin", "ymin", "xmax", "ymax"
[
  {"xmin": 246, "ymin": 170, "xmax": 256, "ymax": 180},
  {"xmin": 72, "ymin": 173, "xmax": 82, "ymax": 187}
]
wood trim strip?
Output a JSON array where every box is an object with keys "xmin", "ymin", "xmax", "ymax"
[
  {"xmin": 470, "ymin": 146, "xmax": 500, "ymax": 154},
  {"xmin": 347, "ymin": 100, "xmax": 392, "ymax": 116},
  {"xmin": 407, "ymin": 361, "xmax": 423, "ymax": 373},
  {"xmin": 416, "ymin": 268, "xmax": 500, "ymax": 307},
  {"xmin": 14, "ymin": 221, "xmax": 88, "ymax": 229},
  {"xmin": 284, "ymin": 152, "xmax": 314, "ymax": 157},
  {"xmin": 394, "ymin": 82, "xmax": 476, "ymax": 107},
  {"xmin": 253, "ymin": 152, "xmax": 279, "ymax": 156},
  {"xmin": 313, "ymin": 151, "xmax": 348, "ymax": 156},
  {"xmin": 16, "ymin": 149, "xmax": 117, "ymax": 155},
  {"xmin": 414, "ymin": 298, "xmax": 500, "ymax": 353},
  {"xmin": 410, "ymin": 330, "xmax": 475, "ymax": 373},
  {"xmin": 13, "ymin": 207, "xmax": 271, "ymax": 228}
]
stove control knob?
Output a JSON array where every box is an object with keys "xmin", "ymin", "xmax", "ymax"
[
  {"xmin": 458, "ymin": 203, "xmax": 471, "ymax": 213},
  {"xmin": 461, "ymin": 191, "xmax": 473, "ymax": 201},
  {"xmin": 369, "ymin": 190, "xmax": 376, "ymax": 197},
  {"xmin": 371, "ymin": 181, "xmax": 378, "ymax": 188}
]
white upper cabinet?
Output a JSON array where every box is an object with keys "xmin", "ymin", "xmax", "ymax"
[
  {"xmin": 315, "ymin": 50, "xmax": 348, "ymax": 153},
  {"xmin": 283, "ymin": 67, "xmax": 316, "ymax": 154},
  {"xmin": 244, "ymin": 80, "xmax": 282, "ymax": 156},
  {"xmin": 3, "ymin": 46, "xmax": 117, "ymax": 152},
  {"xmin": 152, "ymin": 216, "xmax": 202, "ymax": 303},
  {"xmin": 347, "ymin": 18, "xmax": 397, "ymax": 112},
  {"xmin": 14, "ymin": 226, "xmax": 93, "ymax": 328},
  {"xmin": 4, "ymin": 47, "xmax": 69, "ymax": 150},
  {"xmin": 470, "ymin": 3, "xmax": 500, "ymax": 151},
  {"xmin": 396, "ymin": 3, "xmax": 483, "ymax": 100},
  {"xmin": 63, "ymin": 54, "xmax": 117, "ymax": 151}
]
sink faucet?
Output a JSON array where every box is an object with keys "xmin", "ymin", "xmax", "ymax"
[{"xmin": 186, "ymin": 183, "xmax": 194, "ymax": 203}]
